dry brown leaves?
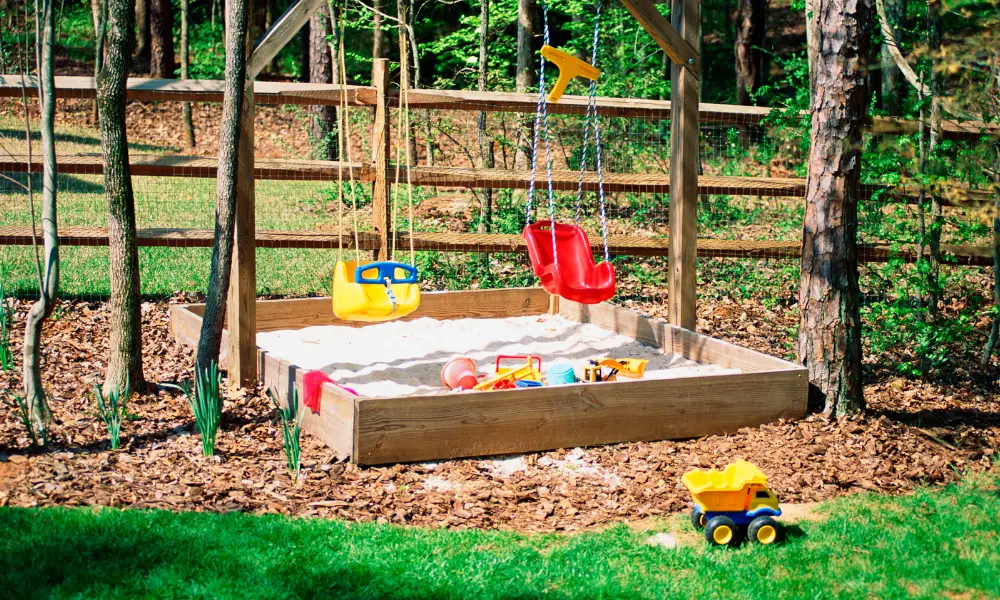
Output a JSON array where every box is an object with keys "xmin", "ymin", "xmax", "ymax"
[{"xmin": 1, "ymin": 297, "xmax": 997, "ymax": 532}]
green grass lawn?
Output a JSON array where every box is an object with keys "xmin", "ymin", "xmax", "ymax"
[{"xmin": 1, "ymin": 473, "xmax": 997, "ymax": 599}]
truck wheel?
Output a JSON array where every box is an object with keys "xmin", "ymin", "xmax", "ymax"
[
  {"xmin": 748, "ymin": 516, "xmax": 783, "ymax": 545},
  {"xmin": 704, "ymin": 516, "xmax": 739, "ymax": 547},
  {"xmin": 691, "ymin": 507, "xmax": 706, "ymax": 530}
]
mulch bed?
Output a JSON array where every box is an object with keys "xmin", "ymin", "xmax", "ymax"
[{"xmin": 1, "ymin": 297, "xmax": 997, "ymax": 533}]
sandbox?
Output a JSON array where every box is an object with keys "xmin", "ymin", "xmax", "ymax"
[{"xmin": 170, "ymin": 288, "xmax": 807, "ymax": 465}]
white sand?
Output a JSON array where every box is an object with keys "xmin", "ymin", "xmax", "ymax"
[{"xmin": 256, "ymin": 314, "xmax": 739, "ymax": 398}]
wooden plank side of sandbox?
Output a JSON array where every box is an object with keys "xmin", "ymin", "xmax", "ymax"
[
  {"xmin": 253, "ymin": 287, "xmax": 552, "ymax": 332},
  {"xmin": 169, "ymin": 304, "xmax": 356, "ymax": 456},
  {"xmin": 352, "ymin": 368, "xmax": 807, "ymax": 465},
  {"xmin": 558, "ymin": 299, "xmax": 800, "ymax": 374},
  {"xmin": 259, "ymin": 351, "xmax": 356, "ymax": 458}
]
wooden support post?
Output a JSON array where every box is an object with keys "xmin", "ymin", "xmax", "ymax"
[
  {"xmin": 227, "ymin": 33, "xmax": 257, "ymax": 386},
  {"xmin": 371, "ymin": 58, "xmax": 392, "ymax": 261},
  {"xmin": 668, "ymin": 0, "xmax": 700, "ymax": 330}
]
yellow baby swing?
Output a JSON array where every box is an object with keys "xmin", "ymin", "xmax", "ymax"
[{"xmin": 331, "ymin": 22, "xmax": 420, "ymax": 322}]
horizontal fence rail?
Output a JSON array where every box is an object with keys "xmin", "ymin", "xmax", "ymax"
[
  {"xmin": 1, "ymin": 154, "xmax": 991, "ymax": 205},
  {"xmin": 0, "ymin": 226, "xmax": 990, "ymax": 265},
  {"xmin": 1, "ymin": 75, "xmax": 995, "ymax": 139}
]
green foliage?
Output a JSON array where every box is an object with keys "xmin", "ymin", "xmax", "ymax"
[
  {"xmin": 1, "ymin": 473, "xmax": 999, "ymax": 598},
  {"xmin": 0, "ymin": 279, "xmax": 11, "ymax": 371},
  {"xmin": 93, "ymin": 378, "xmax": 130, "ymax": 450},
  {"xmin": 7, "ymin": 394, "xmax": 44, "ymax": 448},
  {"xmin": 863, "ymin": 259, "xmax": 978, "ymax": 377},
  {"xmin": 268, "ymin": 388, "xmax": 305, "ymax": 481},
  {"xmin": 167, "ymin": 363, "xmax": 222, "ymax": 457}
]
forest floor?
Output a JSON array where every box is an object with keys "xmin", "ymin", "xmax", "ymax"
[{"xmin": 0, "ymin": 296, "xmax": 996, "ymax": 533}]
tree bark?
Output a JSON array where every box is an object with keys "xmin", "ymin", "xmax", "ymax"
[
  {"xmin": 734, "ymin": 0, "xmax": 766, "ymax": 105},
  {"xmin": 134, "ymin": 0, "xmax": 150, "ymax": 72},
  {"xmin": 23, "ymin": 0, "xmax": 60, "ymax": 435},
  {"xmin": 196, "ymin": 0, "xmax": 250, "ymax": 374},
  {"xmin": 983, "ymin": 189, "xmax": 1000, "ymax": 365},
  {"xmin": 798, "ymin": 0, "xmax": 871, "ymax": 416},
  {"xmin": 371, "ymin": 0, "xmax": 385, "ymax": 82},
  {"xmin": 477, "ymin": 0, "xmax": 494, "ymax": 232},
  {"xmin": 149, "ymin": 0, "xmax": 175, "ymax": 78},
  {"xmin": 98, "ymin": 0, "xmax": 145, "ymax": 395},
  {"xmin": 90, "ymin": 0, "xmax": 107, "ymax": 125},
  {"xmin": 180, "ymin": 0, "xmax": 195, "ymax": 148},
  {"xmin": 926, "ymin": 0, "xmax": 942, "ymax": 320},
  {"xmin": 309, "ymin": 4, "xmax": 336, "ymax": 160},
  {"xmin": 398, "ymin": 0, "xmax": 418, "ymax": 166},
  {"xmin": 515, "ymin": 0, "xmax": 535, "ymax": 169}
]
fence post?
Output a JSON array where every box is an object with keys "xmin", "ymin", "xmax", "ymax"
[
  {"xmin": 227, "ymin": 32, "xmax": 257, "ymax": 387},
  {"xmin": 371, "ymin": 58, "xmax": 392, "ymax": 261},
  {"xmin": 668, "ymin": 0, "xmax": 700, "ymax": 330}
]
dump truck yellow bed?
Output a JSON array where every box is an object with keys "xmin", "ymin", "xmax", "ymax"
[{"xmin": 681, "ymin": 461, "xmax": 769, "ymax": 513}]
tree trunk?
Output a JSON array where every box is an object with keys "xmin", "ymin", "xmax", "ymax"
[
  {"xmin": 734, "ymin": 0, "xmax": 766, "ymax": 105},
  {"xmin": 879, "ymin": 0, "xmax": 902, "ymax": 113},
  {"xmin": 926, "ymin": 0, "xmax": 942, "ymax": 320},
  {"xmin": 98, "ymin": 0, "xmax": 145, "ymax": 395},
  {"xmin": 149, "ymin": 0, "xmax": 175, "ymax": 78},
  {"xmin": 398, "ymin": 0, "xmax": 418, "ymax": 166},
  {"xmin": 515, "ymin": 0, "xmax": 535, "ymax": 169},
  {"xmin": 309, "ymin": 5, "xmax": 336, "ymax": 160},
  {"xmin": 23, "ymin": 0, "xmax": 60, "ymax": 436},
  {"xmin": 135, "ymin": 0, "xmax": 150, "ymax": 72},
  {"xmin": 91, "ymin": 0, "xmax": 106, "ymax": 125},
  {"xmin": 983, "ymin": 189, "xmax": 1000, "ymax": 365},
  {"xmin": 798, "ymin": 0, "xmax": 871, "ymax": 416},
  {"xmin": 477, "ymin": 0, "xmax": 494, "ymax": 232},
  {"xmin": 180, "ymin": 0, "xmax": 195, "ymax": 148},
  {"xmin": 371, "ymin": 0, "xmax": 385, "ymax": 82},
  {"xmin": 196, "ymin": 0, "xmax": 250, "ymax": 374}
]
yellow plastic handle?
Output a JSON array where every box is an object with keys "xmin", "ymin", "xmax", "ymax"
[{"xmin": 540, "ymin": 45, "xmax": 600, "ymax": 103}]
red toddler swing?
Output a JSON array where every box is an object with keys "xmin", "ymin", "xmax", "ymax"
[{"xmin": 523, "ymin": 0, "xmax": 615, "ymax": 305}]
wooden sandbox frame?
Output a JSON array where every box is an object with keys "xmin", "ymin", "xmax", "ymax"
[{"xmin": 170, "ymin": 287, "xmax": 807, "ymax": 465}]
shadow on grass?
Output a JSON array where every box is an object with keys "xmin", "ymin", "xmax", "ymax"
[
  {"xmin": 0, "ymin": 128, "xmax": 174, "ymax": 153},
  {"xmin": 1, "ymin": 172, "xmax": 105, "ymax": 194}
]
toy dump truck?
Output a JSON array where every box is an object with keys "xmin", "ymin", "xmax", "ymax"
[{"xmin": 682, "ymin": 460, "xmax": 783, "ymax": 547}]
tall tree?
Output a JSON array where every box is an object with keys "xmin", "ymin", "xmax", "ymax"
[
  {"xmin": 196, "ymin": 0, "xmax": 250, "ymax": 373},
  {"xmin": 23, "ymin": 0, "xmax": 60, "ymax": 436},
  {"xmin": 371, "ymin": 0, "xmax": 386, "ymax": 82},
  {"xmin": 149, "ymin": 0, "xmax": 174, "ymax": 77},
  {"xmin": 799, "ymin": 0, "xmax": 871, "ymax": 416},
  {"xmin": 90, "ymin": 0, "xmax": 107, "ymax": 125},
  {"xmin": 180, "ymin": 0, "xmax": 195, "ymax": 147},
  {"xmin": 98, "ymin": 0, "xmax": 146, "ymax": 394},
  {"xmin": 515, "ymin": 0, "xmax": 535, "ymax": 168},
  {"xmin": 134, "ymin": 0, "xmax": 150, "ymax": 72},
  {"xmin": 516, "ymin": 0, "xmax": 535, "ymax": 93},
  {"xmin": 309, "ymin": 2, "xmax": 336, "ymax": 160},
  {"xmin": 477, "ymin": 0, "xmax": 494, "ymax": 231},
  {"xmin": 734, "ymin": 0, "xmax": 766, "ymax": 105}
]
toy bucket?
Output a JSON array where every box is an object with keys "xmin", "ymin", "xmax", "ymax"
[
  {"xmin": 547, "ymin": 361, "xmax": 576, "ymax": 385},
  {"xmin": 441, "ymin": 357, "xmax": 478, "ymax": 390}
]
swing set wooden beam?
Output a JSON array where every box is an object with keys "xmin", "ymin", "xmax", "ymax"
[{"xmin": 620, "ymin": 0, "xmax": 700, "ymax": 79}]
